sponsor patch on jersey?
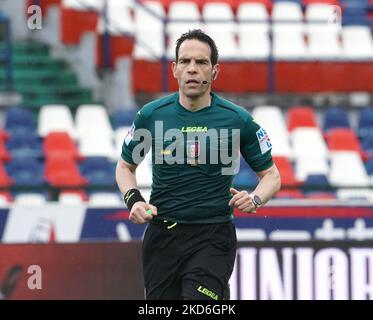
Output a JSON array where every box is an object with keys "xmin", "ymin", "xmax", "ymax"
[
  {"xmin": 186, "ymin": 140, "xmax": 200, "ymax": 165},
  {"xmin": 124, "ymin": 123, "xmax": 135, "ymax": 146},
  {"xmin": 256, "ymin": 128, "xmax": 272, "ymax": 154}
]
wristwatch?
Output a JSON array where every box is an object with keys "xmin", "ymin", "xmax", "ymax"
[{"xmin": 250, "ymin": 194, "xmax": 262, "ymax": 208}]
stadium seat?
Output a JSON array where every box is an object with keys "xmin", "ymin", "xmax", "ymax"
[
  {"xmin": 166, "ymin": 1, "xmax": 201, "ymax": 59},
  {"xmin": 328, "ymin": 151, "xmax": 370, "ymax": 187},
  {"xmin": 96, "ymin": 0, "xmax": 135, "ymax": 67},
  {"xmin": 287, "ymin": 106, "xmax": 318, "ymax": 131},
  {"xmin": 357, "ymin": 107, "xmax": 373, "ymax": 139},
  {"xmin": 45, "ymin": 158, "xmax": 88, "ymax": 187},
  {"xmin": 133, "ymin": 1, "xmax": 165, "ymax": 60},
  {"xmin": 61, "ymin": 0, "xmax": 102, "ymax": 45},
  {"xmin": 295, "ymin": 157, "xmax": 329, "ymax": 182},
  {"xmin": 237, "ymin": 3, "xmax": 270, "ymax": 59},
  {"xmin": 43, "ymin": 132, "xmax": 81, "ymax": 160},
  {"xmin": 79, "ymin": 136, "xmax": 117, "ymax": 159},
  {"xmin": 202, "ymin": 3, "xmax": 239, "ymax": 59},
  {"xmin": 252, "ymin": 105, "xmax": 292, "ymax": 157},
  {"xmin": 111, "ymin": 109, "xmax": 137, "ymax": 129},
  {"xmin": 97, "ymin": 0, "xmax": 134, "ymax": 35},
  {"xmin": 75, "ymin": 104, "xmax": 113, "ymax": 139},
  {"xmin": 80, "ymin": 156, "xmax": 116, "ymax": 187},
  {"xmin": 6, "ymin": 158, "xmax": 45, "ymax": 187},
  {"xmin": 307, "ymin": 25, "xmax": 342, "ymax": 60},
  {"xmin": 326, "ymin": 128, "xmax": 366, "ymax": 159},
  {"xmin": 272, "ymin": 1, "xmax": 303, "ymax": 22},
  {"xmin": 38, "ymin": 104, "xmax": 76, "ymax": 138},
  {"xmin": 323, "ymin": 107, "xmax": 350, "ymax": 132},
  {"xmin": 303, "ymin": 173, "xmax": 331, "ymax": 188},
  {"xmin": 5, "ymin": 107, "xmax": 36, "ymax": 135},
  {"xmin": 291, "ymin": 127, "xmax": 329, "ymax": 159},
  {"xmin": 6, "ymin": 131, "xmax": 43, "ymax": 159},
  {"xmin": 273, "ymin": 23, "xmax": 307, "ymax": 59},
  {"xmin": 342, "ymin": 26, "xmax": 373, "ymax": 59}
]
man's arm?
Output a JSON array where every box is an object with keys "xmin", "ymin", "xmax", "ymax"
[
  {"xmin": 229, "ymin": 163, "xmax": 281, "ymax": 213},
  {"xmin": 116, "ymin": 158, "xmax": 157, "ymax": 224}
]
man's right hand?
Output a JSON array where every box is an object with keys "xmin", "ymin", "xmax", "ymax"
[{"xmin": 129, "ymin": 202, "xmax": 158, "ymax": 224}]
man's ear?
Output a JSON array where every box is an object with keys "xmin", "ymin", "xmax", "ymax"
[
  {"xmin": 172, "ymin": 61, "xmax": 177, "ymax": 79},
  {"xmin": 212, "ymin": 64, "xmax": 220, "ymax": 80}
]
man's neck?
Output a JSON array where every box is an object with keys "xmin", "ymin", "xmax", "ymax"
[{"xmin": 178, "ymin": 92, "xmax": 211, "ymax": 112}]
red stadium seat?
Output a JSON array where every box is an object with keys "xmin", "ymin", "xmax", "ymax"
[
  {"xmin": 96, "ymin": 35, "xmax": 134, "ymax": 68},
  {"xmin": 273, "ymin": 156, "xmax": 301, "ymax": 188},
  {"xmin": 45, "ymin": 158, "xmax": 88, "ymax": 187},
  {"xmin": 60, "ymin": 8, "xmax": 99, "ymax": 45},
  {"xmin": 326, "ymin": 128, "xmax": 368, "ymax": 159},
  {"xmin": 287, "ymin": 106, "xmax": 318, "ymax": 132},
  {"xmin": 43, "ymin": 132, "xmax": 82, "ymax": 160}
]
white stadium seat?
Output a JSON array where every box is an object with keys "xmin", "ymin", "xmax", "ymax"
[
  {"xmin": 202, "ymin": 3, "xmax": 239, "ymax": 59},
  {"xmin": 75, "ymin": 104, "xmax": 113, "ymax": 139},
  {"xmin": 291, "ymin": 127, "xmax": 329, "ymax": 159},
  {"xmin": 133, "ymin": 1, "xmax": 165, "ymax": 60},
  {"xmin": 329, "ymin": 151, "xmax": 370, "ymax": 187},
  {"xmin": 237, "ymin": 3, "xmax": 270, "ymax": 59},
  {"xmin": 38, "ymin": 104, "xmax": 76, "ymax": 138},
  {"xmin": 342, "ymin": 26, "xmax": 373, "ymax": 59}
]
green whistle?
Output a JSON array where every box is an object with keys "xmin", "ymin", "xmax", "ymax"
[{"xmin": 146, "ymin": 209, "xmax": 153, "ymax": 216}]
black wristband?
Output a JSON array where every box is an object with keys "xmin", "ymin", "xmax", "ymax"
[{"xmin": 123, "ymin": 188, "xmax": 146, "ymax": 211}]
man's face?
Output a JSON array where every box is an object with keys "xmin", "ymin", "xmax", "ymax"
[{"xmin": 172, "ymin": 39, "xmax": 218, "ymax": 99}]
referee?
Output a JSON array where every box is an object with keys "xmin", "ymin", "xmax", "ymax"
[{"xmin": 116, "ymin": 29, "xmax": 281, "ymax": 300}]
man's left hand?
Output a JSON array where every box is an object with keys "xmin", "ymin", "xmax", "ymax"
[{"xmin": 228, "ymin": 188, "xmax": 256, "ymax": 213}]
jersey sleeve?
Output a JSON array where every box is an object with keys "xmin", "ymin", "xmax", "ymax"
[
  {"xmin": 121, "ymin": 110, "xmax": 150, "ymax": 165},
  {"xmin": 240, "ymin": 116, "xmax": 274, "ymax": 172}
]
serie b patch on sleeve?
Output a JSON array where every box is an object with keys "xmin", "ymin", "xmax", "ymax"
[
  {"xmin": 124, "ymin": 123, "xmax": 135, "ymax": 146},
  {"xmin": 256, "ymin": 127, "xmax": 272, "ymax": 154}
]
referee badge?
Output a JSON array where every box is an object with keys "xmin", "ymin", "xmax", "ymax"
[{"xmin": 186, "ymin": 140, "xmax": 200, "ymax": 165}]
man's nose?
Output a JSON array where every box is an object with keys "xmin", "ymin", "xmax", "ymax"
[{"xmin": 187, "ymin": 61, "xmax": 197, "ymax": 73}]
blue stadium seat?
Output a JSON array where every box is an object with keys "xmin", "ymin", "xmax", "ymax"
[
  {"xmin": 5, "ymin": 107, "xmax": 36, "ymax": 134},
  {"xmin": 323, "ymin": 107, "xmax": 350, "ymax": 132},
  {"xmin": 111, "ymin": 109, "xmax": 138, "ymax": 129},
  {"xmin": 6, "ymin": 131, "xmax": 43, "ymax": 159},
  {"xmin": 6, "ymin": 158, "xmax": 45, "ymax": 187},
  {"xmin": 357, "ymin": 107, "xmax": 373, "ymax": 138},
  {"xmin": 303, "ymin": 174, "xmax": 330, "ymax": 189},
  {"xmin": 80, "ymin": 157, "xmax": 116, "ymax": 187}
]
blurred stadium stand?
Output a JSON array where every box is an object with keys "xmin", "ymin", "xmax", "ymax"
[{"xmin": 0, "ymin": 0, "xmax": 372, "ymax": 204}]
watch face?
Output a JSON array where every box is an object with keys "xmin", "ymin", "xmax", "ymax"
[{"xmin": 253, "ymin": 195, "xmax": 262, "ymax": 207}]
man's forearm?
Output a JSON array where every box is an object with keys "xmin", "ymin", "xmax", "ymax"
[
  {"xmin": 115, "ymin": 160, "xmax": 138, "ymax": 195},
  {"xmin": 253, "ymin": 167, "xmax": 281, "ymax": 204}
]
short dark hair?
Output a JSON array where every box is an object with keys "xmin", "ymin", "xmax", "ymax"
[{"xmin": 175, "ymin": 29, "xmax": 219, "ymax": 66}]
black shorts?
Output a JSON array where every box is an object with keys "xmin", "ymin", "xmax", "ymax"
[{"xmin": 142, "ymin": 220, "xmax": 237, "ymax": 300}]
